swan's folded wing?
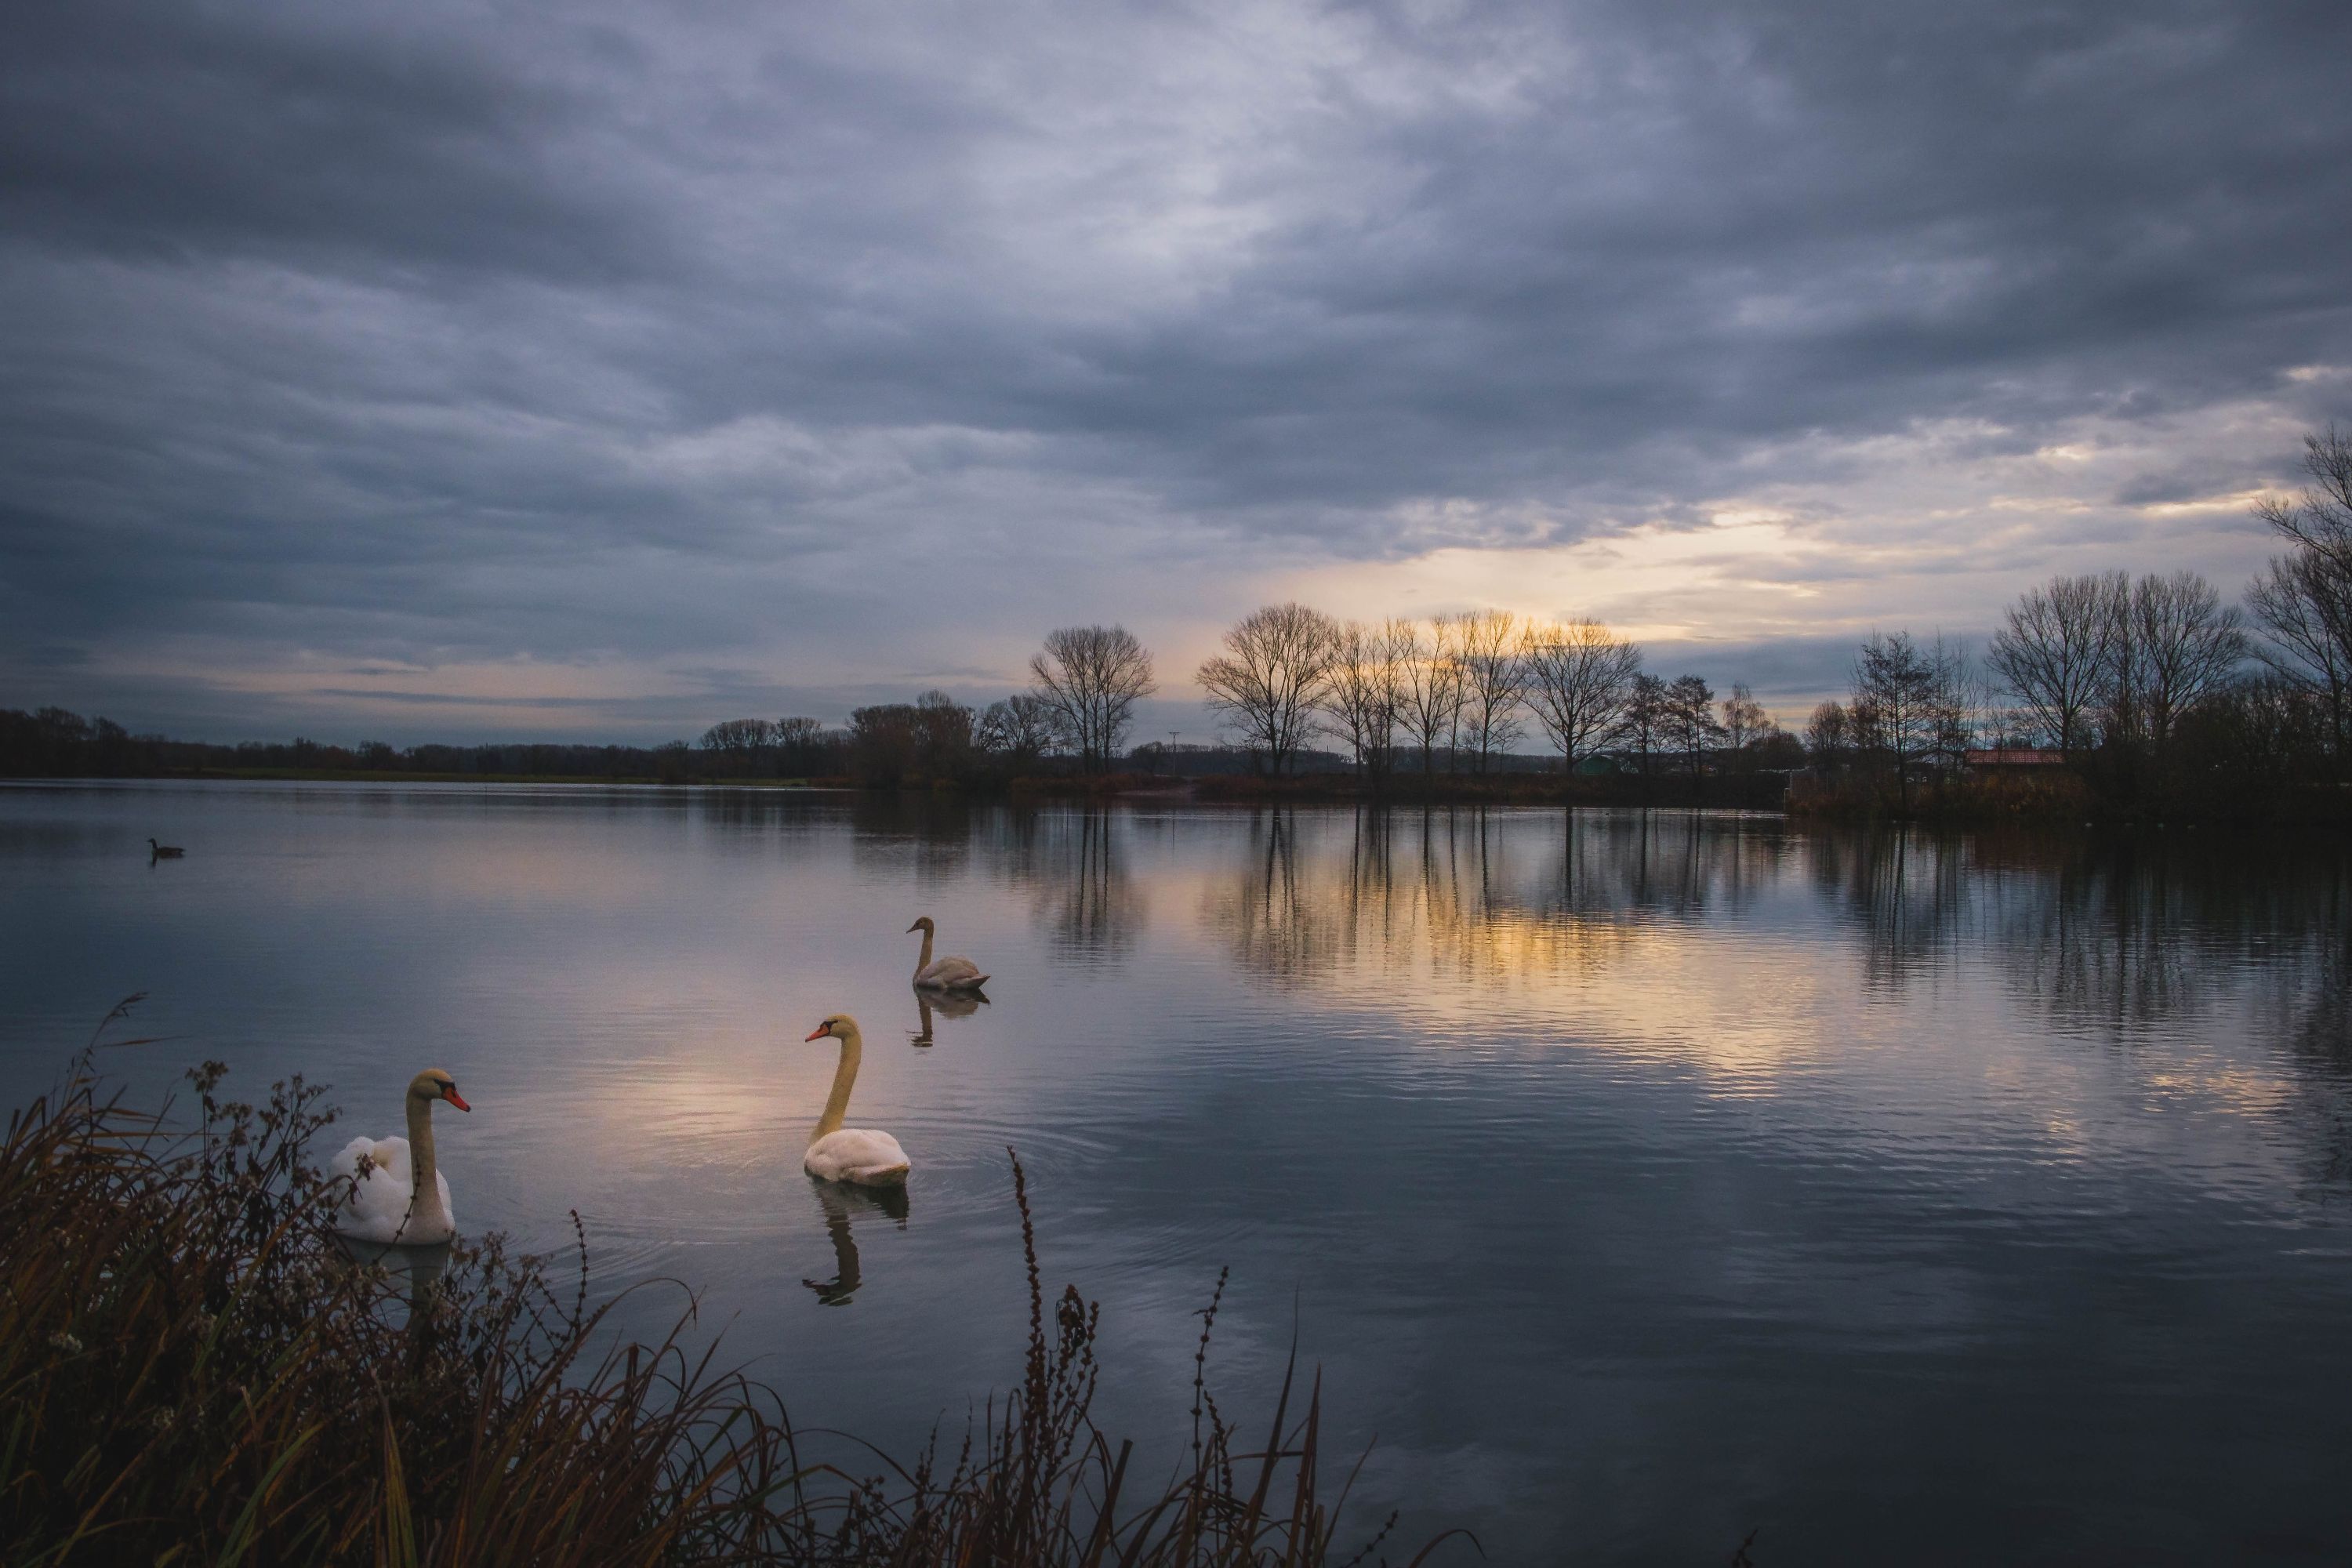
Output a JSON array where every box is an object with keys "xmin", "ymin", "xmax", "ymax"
[
  {"xmin": 332, "ymin": 1134, "xmax": 419, "ymax": 1240},
  {"xmin": 807, "ymin": 1127, "xmax": 910, "ymax": 1183}
]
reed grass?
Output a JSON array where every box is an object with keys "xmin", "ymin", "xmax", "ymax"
[{"xmin": 0, "ymin": 1002, "xmax": 1458, "ymax": 1566}]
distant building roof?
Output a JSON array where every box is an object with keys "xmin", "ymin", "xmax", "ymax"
[{"xmin": 1964, "ymin": 748, "xmax": 2063, "ymax": 766}]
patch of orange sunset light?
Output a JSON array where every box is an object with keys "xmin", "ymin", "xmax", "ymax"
[{"xmin": 1268, "ymin": 504, "xmax": 2009, "ymax": 646}]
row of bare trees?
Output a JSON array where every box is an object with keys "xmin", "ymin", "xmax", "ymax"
[
  {"xmin": 1961, "ymin": 426, "xmax": 2352, "ymax": 781},
  {"xmin": 1793, "ymin": 431, "xmax": 2352, "ymax": 811},
  {"xmin": 694, "ymin": 428, "xmax": 2352, "ymax": 803},
  {"xmin": 826, "ymin": 625, "xmax": 1163, "ymax": 782},
  {"xmin": 1194, "ymin": 604, "xmax": 1785, "ymax": 782},
  {"xmin": 1981, "ymin": 572, "xmax": 2249, "ymax": 762},
  {"xmin": 1803, "ymin": 634, "xmax": 1978, "ymax": 811}
]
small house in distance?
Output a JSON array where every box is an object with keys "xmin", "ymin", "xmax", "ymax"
[{"xmin": 1964, "ymin": 748, "xmax": 2064, "ymax": 772}]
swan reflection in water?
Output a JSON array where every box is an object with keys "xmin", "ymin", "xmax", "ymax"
[
  {"xmin": 910, "ymin": 985, "xmax": 986, "ymax": 1047},
  {"xmin": 334, "ymin": 1236, "xmax": 456, "ymax": 1336},
  {"xmin": 803, "ymin": 1178, "xmax": 909, "ymax": 1306}
]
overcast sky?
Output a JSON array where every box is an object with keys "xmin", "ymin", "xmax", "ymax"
[{"xmin": 4, "ymin": 0, "xmax": 2349, "ymax": 742}]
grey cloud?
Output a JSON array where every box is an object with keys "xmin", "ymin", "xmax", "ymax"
[
  {"xmin": 2, "ymin": 0, "xmax": 2349, "ymax": 738},
  {"xmin": 0, "ymin": 2, "xmax": 662, "ymax": 281}
]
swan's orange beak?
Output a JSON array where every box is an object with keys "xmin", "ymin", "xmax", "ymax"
[
  {"xmin": 804, "ymin": 1024, "xmax": 829, "ymax": 1041},
  {"xmin": 443, "ymin": 1088, "xmax": 471, "ymax": 1112}
]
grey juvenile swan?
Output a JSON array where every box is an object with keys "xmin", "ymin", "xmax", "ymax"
[{"xmin": 906, "ymin": 916, "xmax": 989, "ymax": 990}]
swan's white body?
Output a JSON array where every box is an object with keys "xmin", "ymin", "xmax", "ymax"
[
  {"xmin": 806, "ymin": 1127, "xmax": 912, "ymax": 1185},
  {"xmin": 908, "ymin": 917, "xmax": 989, "ymax": 990},
  {"xmin": 802, "ymin": 1015, "xmax": 910, "ymax": 1187},
  {"xmin": 331, "ymin": 1069, "xmax": 470, "ymax": 1245},
  {"xmin": 331, "ymin": 1136, "xmax": 456, "ymax": 1243}
]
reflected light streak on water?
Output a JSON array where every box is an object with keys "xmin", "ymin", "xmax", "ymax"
[{"xmin": 2, "ymin": 782, "xmax": 2350, "ymax": 1565}]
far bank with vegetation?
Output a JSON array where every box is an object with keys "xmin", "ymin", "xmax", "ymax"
[{"xmin": 9, "ymin": 426, "xmax": 2351, "ymax": 826}]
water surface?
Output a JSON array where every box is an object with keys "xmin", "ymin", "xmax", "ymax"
[{"xmin": 3, "ymin": 782, "xmax": 2349, "ymax": 1564}]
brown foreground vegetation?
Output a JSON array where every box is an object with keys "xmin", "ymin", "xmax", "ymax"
[{"xmin": 1, "ymin": 1004, "xmax": 1454, "ymax": 1567}]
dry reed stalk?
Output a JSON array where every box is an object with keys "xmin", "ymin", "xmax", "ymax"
[{"xmin": 0, "ymin": 1003, "xmax": 1459, "ymax": 1566}]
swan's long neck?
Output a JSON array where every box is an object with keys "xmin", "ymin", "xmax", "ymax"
[
  {"xmin": 914, "ymin": 926, "xmax": 934, "ymax": 976},
  {"xmin": 405, "ymin": 1091, "xmax": 447, "ymax": 1226},
  {"xmin": 813, "ymin": 1029, "xmax": 862, "ymax": 1145}
]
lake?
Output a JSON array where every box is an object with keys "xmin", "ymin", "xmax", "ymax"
[{"xmin": 2, "ymin": 781, "xmax": 2348, "ymax": 1564}]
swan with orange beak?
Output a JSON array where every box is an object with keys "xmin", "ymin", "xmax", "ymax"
[
  {"xmin": 800, "ymin": 1016, "xmax": 911, "ymax": 1186},
  {"xmin": 331, "ymin": 1069, "xmax": 473, "ymax": 1244}
]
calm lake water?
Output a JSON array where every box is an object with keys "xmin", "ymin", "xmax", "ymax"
[{"xmin": 4, "ymin": 781, "xmax": 2350, "ymax": 1563}]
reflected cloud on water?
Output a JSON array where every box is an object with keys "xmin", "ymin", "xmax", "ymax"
[{"xmin": 13, "ymin": 784, "xmax": 2352, "ymax": 1559}]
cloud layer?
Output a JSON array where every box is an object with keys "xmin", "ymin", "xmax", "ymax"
[{"xmin": 4, "ymin": 0, "xmax": 2349, "ymax": 738}]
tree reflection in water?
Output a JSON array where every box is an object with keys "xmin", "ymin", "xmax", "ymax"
[
  {"xmin": 1808, "ymin": 829, "xmax": 1973, "ymax": 995},
  {"xmin": 997, "ymin": 807, "xmax": 1146, "ymax": 964},
  {"xmin": 1812, "ymin": 826, "xmax": 2352, "ymax": 1040},
  {"xmin": 1204, "ymin": 806, "xmax": 1784, "ymax": 989},
  {"xmin": 1197, "ymin": 807, "xmax": 2350, "ymax": 1112}
]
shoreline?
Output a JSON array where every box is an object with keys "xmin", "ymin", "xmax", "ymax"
[{"xmin": 9, "ymin": 769, "xmax": 2350, "ymax": 829}]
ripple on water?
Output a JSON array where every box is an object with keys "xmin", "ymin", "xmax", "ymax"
[{"xmin": 10, "ymin": 789, "xmax": 2352, "ymax": 1565}]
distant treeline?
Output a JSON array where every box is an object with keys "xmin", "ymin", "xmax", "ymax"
[
  {"xmin": 0, "ymin": 711, "xmax": 708, "ymax": 783},
  {"xmin": 9, "ymin": 427, "xmax": 2350, "ymax": 822}
]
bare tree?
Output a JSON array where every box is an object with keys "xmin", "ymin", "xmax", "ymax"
[
  {"xmin": 1662, "ymin": 674, "xmax": 1723, "ymax": 787},
  {"xmin": 1622, "ymin": 673, "xmax": 1668, "ymax": 782},
  {"xmin": 1719, "ymin": 683, "xmax": 1769, "ymax": 770},
  {"xmin": 1522, "ymin": 617, "xmax": 1640, "ymax": 771},
  {"xmin": 699, "ymin": 718, "xmax": 774, "ymax": 754},
  {"xmin": 1931, "ymin": 644, "xmax": 1981, "ymax": 769},
  {"xmin": 2254, "ymin": 424, "xmax": 2352, "ymax": 574},
  {"xmin": 1851, "ymin": 631, "xmax": 1966, "ymax": 811},
  {"xmin": 2247, "ymin": 551, "xmax": 2352, "ymax": 761},
  {"xmin": 1805, "ymin": 700, "xmax": 1851, "ymax": 766},
  {"xmin": 910, "ymin": 689, "xmax": 975, "ymax": 774},
  {"xmin": 1030, "ymin": 625, "xmax": 1156, "ymax": 772},
  {"xmin": 977, "ymin": 692, "xmax": 1058, "ymax": 764},
  {"xmin": 1319, "ymin": 618, "xmax": 1413, "ymax": 786},
  {"xmin": 1455, "ymin": 608, "xmax": 1529, "ymax": 772},
  {"xmin": 848, "ymin": 703, "xmax": 920, "ymax": 783},
  {"xmin": 773, "ymin": 715, "xmax": 826, "ymax": 776},
  {"xmin": 1197, "ymin": 602, "xmax": 1338, "ymax": 776},
  {"xmin": 2250, "ymin": 426, "xmax": 2352, "ymax": 767},
  {"xmin": 1988, "ymin": 572, "xmax": 2125, "ymax": 756},
  {"xmin": 1397, "ymin": 617, "xmax": 1466, "ymax": 777},
  {"xmin": 2106, "ymin": 572, "xmax": 2246, "ymax": 760}
]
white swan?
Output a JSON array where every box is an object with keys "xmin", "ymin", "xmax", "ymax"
[
  {"xmin": 906, "ymin": 916, "xmax": 989, "ymax": 990},
  {"xmin": 329, "ymin": 1069, "xmax": 471, "ymax": 1244},
  {"xmin": 801, "ymin": 1015, "xmax": 910, "ymax": 1187}
]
